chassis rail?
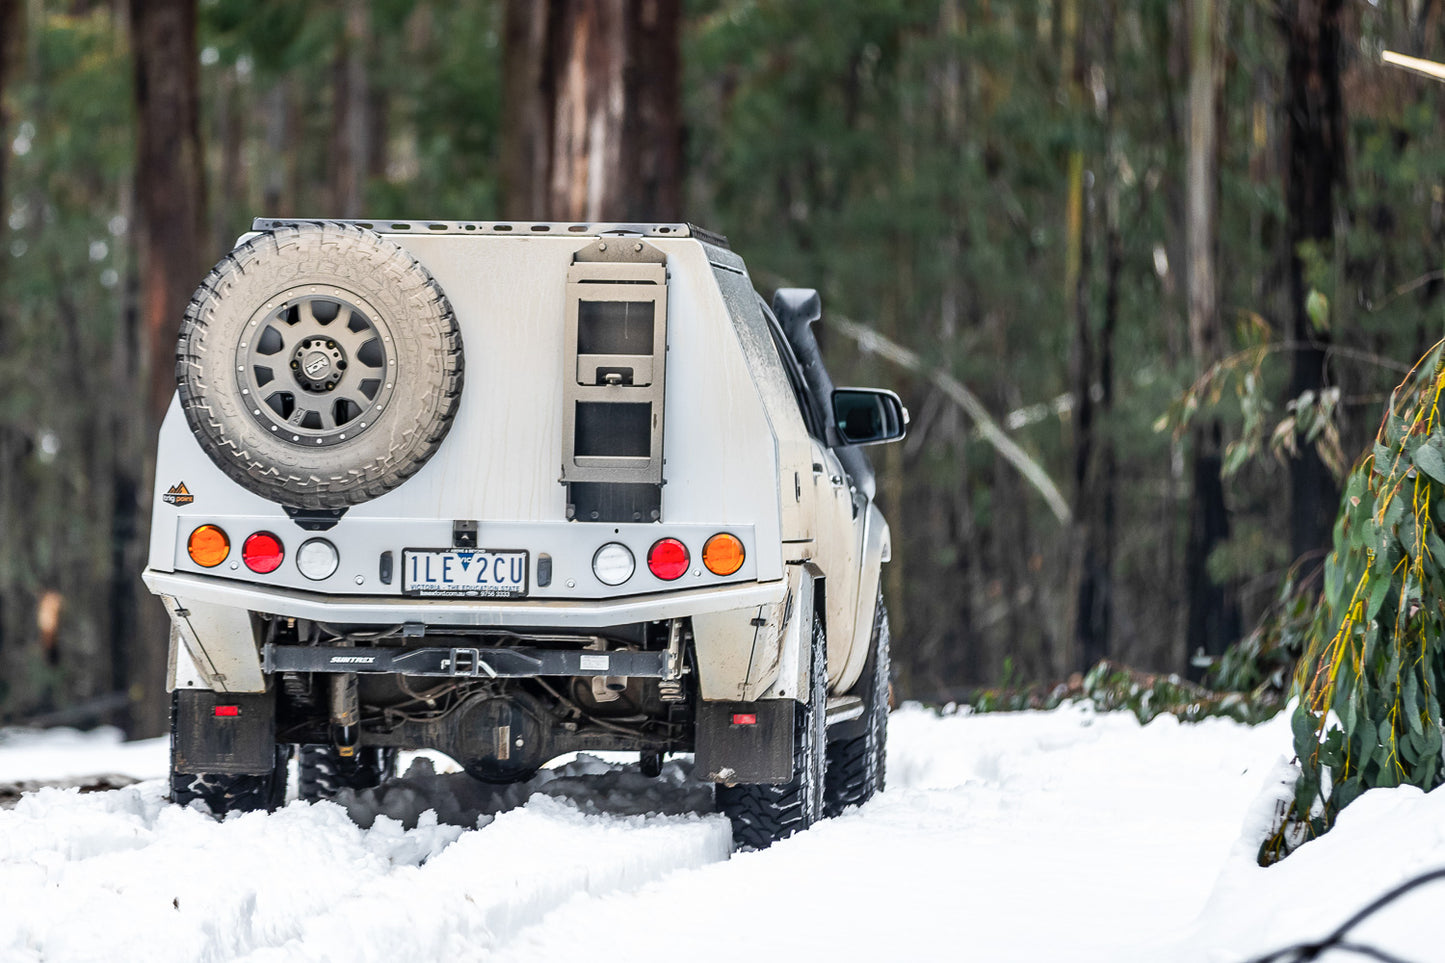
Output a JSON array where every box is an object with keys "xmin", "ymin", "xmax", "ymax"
[{"xmin": 262, "ymin": 643, "xmax": 669, "ymax": 679}]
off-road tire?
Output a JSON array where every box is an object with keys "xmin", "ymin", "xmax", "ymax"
[
  {"xmin": 716, "ymin": 617, "xmax": 827, "ymax": 849},
  {"xmin": 176, "ymin": 221, "xmax": 464, "ymax": 509},
  {"xmin": 169, "ymin": 694, "xmax": 290, "ymax": 814},
  {"xmin": 296, "ymin": 744, "xmax": 398, "ymax": 801},
  {"xmin": 824, "ymin": 591, "xmax": 890, "ymax": 816}
]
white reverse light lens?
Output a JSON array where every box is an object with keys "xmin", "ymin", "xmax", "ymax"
[
  {"xmin": 592, "ymin": 542, "xmax": 635, "ymax": 586},
  {"xmin": 296, "ymin": 538, "xmax": 340, "ymax": 581}
]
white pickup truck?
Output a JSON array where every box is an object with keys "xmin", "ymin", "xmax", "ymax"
[{"xmin": 143, "ymin": 219, "xmax": 905, "ymax": 847}]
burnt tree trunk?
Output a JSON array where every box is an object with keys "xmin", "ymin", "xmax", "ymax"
[
  {"xmin": 1283, "ymin": 0, "xmax": 1345, "ymax": 563},
  {"xmin": 501, "ymin": 0, "xmax": 681, "ymax": 221},
  {"xmin": 129, "ymin": 0, "xmax": 207, "ymax": 735}
]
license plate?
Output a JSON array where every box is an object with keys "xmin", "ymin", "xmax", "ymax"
[{"xmin": 403, "ymin": 549, "xmax": 529, "ymax": 598}]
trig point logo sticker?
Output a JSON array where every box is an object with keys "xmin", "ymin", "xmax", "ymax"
[{"xmin": 163, "ymin": 482, "xmax": 195, "ymax": 506}]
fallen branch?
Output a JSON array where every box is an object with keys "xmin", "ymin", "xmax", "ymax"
[{"xmin": 826, "ymin": 314, "xmax": 1073, "ymax": 524}]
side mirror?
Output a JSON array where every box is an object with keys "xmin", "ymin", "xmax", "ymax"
[{"xmin": 832, "ymin": 388, "xmax": 908, "ymax": 446}]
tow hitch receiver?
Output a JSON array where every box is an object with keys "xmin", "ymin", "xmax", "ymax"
[{"xmin": 263, "ymin": 644, "xmax": 672, "ymax": 679}]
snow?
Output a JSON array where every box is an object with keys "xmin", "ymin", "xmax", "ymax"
[{"xmin": 0, "ymin": 705, "xmax": 1441, "ymax": 961}]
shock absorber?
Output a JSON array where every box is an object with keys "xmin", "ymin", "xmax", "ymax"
[{"xmin": 330, "ymin": 640, "xmax": 361, "ymax": 757}]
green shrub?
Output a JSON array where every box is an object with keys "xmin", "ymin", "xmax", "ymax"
[{"xmin": 1261, "ymin": 342, "xmax": 1445, "ymax": 865}]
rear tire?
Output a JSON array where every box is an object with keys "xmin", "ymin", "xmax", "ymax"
[
  {"xmin": 169, "ymin": 694, "xmax": 290, "ymax": 814},
  {"xmin": 716, "ymin": 617, "xmax": 827, "ymax": 849},
  {"xmin": 824, "ymin": 592, "xmax": 890, "ymax": 816},
  {"xmin": 297, "ymin": 744, "xmax": 398, "ymax": 801}
]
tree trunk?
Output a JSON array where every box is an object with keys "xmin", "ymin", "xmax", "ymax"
[
  {"xmin": 1283, "ymin": 0, "xmax": 1345, "ymax": 563},
  {"xmin": 0, "ymin": 0, "xmax": 19, "ymax": 225},
  {"xmin": 1184, "ymin": 0, "xmax": 1239, "ymax": 672},
  {"xmin": 130, "ymin": 0, "xmax": 206, "ymax": 422},
  {"xmin": 129, "ymin": 0, "xmax": 207, "ymax": 734},
  {"xmin": 330, "ymin": 1, "xmax": 370, "ymax": 218},
  {"xmin": 501, "ymin": 0, "xmax": 681, "ymax": 221},
  {"xmin": 0, "ymin": 0, "xmax": 22, "ymax": 681}
]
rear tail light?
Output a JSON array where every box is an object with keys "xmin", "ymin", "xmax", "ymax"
[
  {"xmin": 296, "ymin": 538, "xmax": 339, "ymax": 581},
  {"xmin": 242, "ymin": 532, "xmax": 285, "ymax": 574},
  {"xmin": 592, "ymin": 542, "xmax": 635, "ymax": 586},
  {"xmin": 647, "ymin": 538, "xmax": 690, "ymax": 581},
  {"xmin": 187, "ymin": 525, "xmax": 230, "ymax": 567},
  {"xmin": 702, "ymin": 533, "xmax": 745, "ymax": 576}
]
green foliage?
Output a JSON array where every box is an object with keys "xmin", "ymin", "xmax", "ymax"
[
  {"xmin": 969, "ymin": 658, "xmax": 1283, "ymax": 726},
  {"xmin": 1261, "ymin": 342, "xmax": 1445, "ymax": 865}
]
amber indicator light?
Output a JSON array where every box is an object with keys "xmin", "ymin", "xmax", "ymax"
[
  {"xmin": 187, "ymin": 525, "xmax": 230, "ymax": 568},
  {"xmin": 702, "ymin": 533, "xmax": 746, "ymax": 576}
]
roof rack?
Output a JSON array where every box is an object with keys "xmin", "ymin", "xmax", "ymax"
[{"xmin": 250, "ymin": 218, "xmax": 715, "ymax": 242}]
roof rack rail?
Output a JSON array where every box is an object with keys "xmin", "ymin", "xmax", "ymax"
[{"xmin": 250, "ymin": 218, "xmax": 706, "ymax": 240}]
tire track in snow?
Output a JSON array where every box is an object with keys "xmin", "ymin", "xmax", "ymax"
[{"xmin": 0, "ymin": 757, "xmax": 732, "ymax": 962}]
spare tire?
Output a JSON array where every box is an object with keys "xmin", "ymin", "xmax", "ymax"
[{"xmin": 176, "ymin": 222, "xmax": 463, "ymax": 509}]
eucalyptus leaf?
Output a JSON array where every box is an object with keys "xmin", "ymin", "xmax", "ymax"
[{"xmin": 1415, "ymin": 442, "xmax": 1445, "ymax": 485}]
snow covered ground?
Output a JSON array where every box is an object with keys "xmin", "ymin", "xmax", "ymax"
[{"xmin": 0, "ymin": 704, "xmax": 1440, "ymax": 962}]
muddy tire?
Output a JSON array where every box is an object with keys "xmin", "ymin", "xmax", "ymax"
[
  {"xmin": 824, "ymin": 591, "xmax": 890, "ymax": 816},
  {"xmin": 716, "ymin": 617, "xmax": 827, "ymax": 849},
  {"xmin": 296, "ymin": 744, "xmax": 398, "ymax": 801},
  {"xmin": 169, "ymin": 694, "xmax": 289, "ymax": 814},
  {"xmin": 176, "ymin": 221, "xmax": 464, "ymax": 509}
]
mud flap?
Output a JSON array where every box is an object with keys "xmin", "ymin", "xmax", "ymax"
[
  {"xmin": 695, "ymin": 699, "xmax": 794, "ymax": 785},
  {"xmin": 172, "ymin": 689, "xmax": 276, "ymax": 774}
]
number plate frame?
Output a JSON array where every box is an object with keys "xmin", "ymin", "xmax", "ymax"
[{"xmin": 402, "ymin": 548, "xmax": 530, "ymax": 598}]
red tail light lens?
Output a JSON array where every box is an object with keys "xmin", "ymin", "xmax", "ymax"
[
  {"xmin": 242, "ymin": 532, "xmax": 285, "ymax": 574},
  {"xmin": 647, "ymin": 538, "xmax": 690, "ymax": 581}
]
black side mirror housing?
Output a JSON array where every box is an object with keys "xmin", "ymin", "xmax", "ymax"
[{"xmin": 832, "ymin": 388, "xmax": 908, "ymax": 446}]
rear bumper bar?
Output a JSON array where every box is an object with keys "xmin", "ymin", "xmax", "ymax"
[
  {"xmin": 144, "ymin": 569, "xmax": 786, "ymax": 629},
  {"xmin": 263, "ymin": 643, "xmax": 668, "ymax": 679}
]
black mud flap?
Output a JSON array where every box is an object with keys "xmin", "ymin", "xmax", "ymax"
[
  {"xmin": 695, "ymin": 699, "xmax": 794, "ymax": 785},
  {"xmin": 172, "ymin": 689, "xmax": 276, "ymax": 775}
]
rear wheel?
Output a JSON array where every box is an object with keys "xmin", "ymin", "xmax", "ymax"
[
  {"xmin": 169, "ymin": 695, "xmax": 289, "ymax": 814},
  {"xmin": 824, "ymin": 591, "xmax": 890, "ymax": 816},
  {"xmin": 715, "ymin": 617, "xmax": 827, "ymax": 849},
  {"xmin": 297, "ymin": 745, "xmax": 398, "ymax": 801}
]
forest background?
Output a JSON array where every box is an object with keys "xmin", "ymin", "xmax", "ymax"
[{"xmin": 0, "ymin": 0, "xmax": 1435, "ymax": 737}]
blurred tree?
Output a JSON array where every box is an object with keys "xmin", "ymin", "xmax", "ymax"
[
  {"xmin": 130, "ymin": 0, "xmax": 206, "ymax": 422},
  {"xmin": 1282, "ymin": 0, "xmax": 1345, "ymax": 564},
  {"xmin": 1183, "ymin": 0, "xmax": 1239, "ymax": 674},
  {"xmin": 501, "ymin": 0, "xmax": 681, "ymax": 221},
  {"xmin": 129, "ymin": 0, "xmax": 206, "ymax": 734}
]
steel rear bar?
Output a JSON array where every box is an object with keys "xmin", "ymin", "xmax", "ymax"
[{"xmin": 262, "ymin": 643, "xmax": 668, "ymax": 679}]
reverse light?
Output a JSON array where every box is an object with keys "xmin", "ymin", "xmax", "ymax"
[
  {"xmin": 187, "ymin": 525, "xmax": 230, "ymax": 568},
  {"xmin": 242, "ymin": 532, "xmax": 285, "ymax": 574},
  {"xmin": 702, "ymin": 533, "xmax": 745, "ymax": 576},
  {"xmin": 647, "ymin": 538, "xmax": 689, "ymax": 581},
  {"xmin": 296, "ymin": 538, "xmax": 339, "ymax": 581},
  {"xmin": 592, "ymin": 542, "xmax": 635, "ymax": 586}
]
